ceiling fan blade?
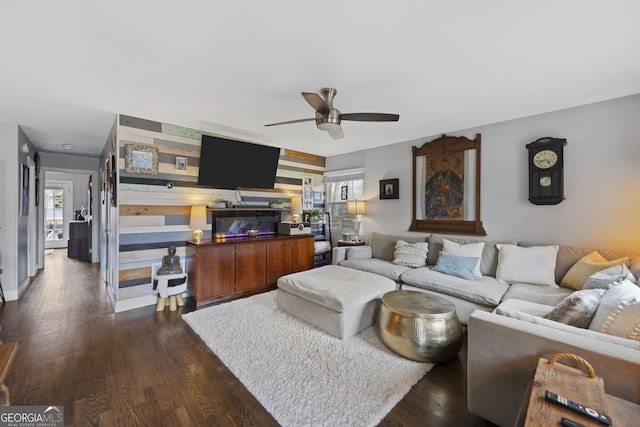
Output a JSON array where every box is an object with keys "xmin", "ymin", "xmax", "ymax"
[
  {"xmin": 329, "ymin": 126, "xmax": 344, "ymax": 139},
  {"xmin": 264, "ymin": 118, "xmax": 315, "ymax": 127},
  {"xmin": 340, "ymin": 113, "xmax": 400, "ymax": 122},
  {"xmin": 302, "ymin": 92, "xmax": 330, "ymax": 114}
]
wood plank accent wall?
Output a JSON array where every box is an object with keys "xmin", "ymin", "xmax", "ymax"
[{"xmin": 116, "ymin": 114, "xmax": 326, "ymax": 301}]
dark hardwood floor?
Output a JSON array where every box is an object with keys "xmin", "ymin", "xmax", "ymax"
[{"xmin": 0, "ymin": 249, "xmax": 495, "ymax": 426}]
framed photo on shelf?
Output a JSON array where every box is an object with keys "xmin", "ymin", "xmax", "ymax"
[
  {"xmin": 379, "ymin": 178, "xmax": 399, "ymax": 200},
  {"xmin": 124, "ymin": 144, "xmax": 159, "ymax": 174}
]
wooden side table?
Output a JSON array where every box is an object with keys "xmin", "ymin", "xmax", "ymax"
[
  {"xmin": 517, "ymin": 353, "xmax": 639, "ymax": 426},
  {"xmin": 337, "ymin": 240, "xmax": 366, "ymax": 247}
]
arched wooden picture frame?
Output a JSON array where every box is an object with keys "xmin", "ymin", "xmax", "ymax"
[{"xmin": 410, "ymin": 134, "xmax": 486, "ymax": 235}]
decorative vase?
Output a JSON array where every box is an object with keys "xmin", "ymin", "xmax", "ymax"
[{"xmin": 270, "ymin": 203, "xmax": 284, "ymax": 209}]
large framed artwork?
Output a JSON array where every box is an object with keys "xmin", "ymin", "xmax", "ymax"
[
  {"xmin": 423, "ymin": 153, "xmax": 464, "ymax": 219},
  {"xmin": 124, "ymin": 144, "xmax": 159, "ymax": 174},
  {"xmin": 410, "ymin": 134, "xmax": 486, "ymax": 235}
]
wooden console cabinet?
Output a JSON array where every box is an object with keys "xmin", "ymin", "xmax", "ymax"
[{"xmin": 186, "ymin": 234, "xmax": 314, "ymax": 307}]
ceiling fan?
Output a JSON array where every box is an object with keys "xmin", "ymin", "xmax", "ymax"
[{"xmin": 265, "ymin": 87, "xmax": 399, "ymax": 139}]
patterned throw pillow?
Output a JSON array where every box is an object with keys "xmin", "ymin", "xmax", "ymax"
[
  {"xmin": 496, "ymin": 244, "xmax": 559, "ymax": 286},
  {"xmin": 560, "ymin": 251, "xmax": 629, "ymax": 290},
  {"xmin": 545, "ymin": 289, "xmax": 606, "ymax": 328},
  {"xmin": 392, "ymin": 240, "xmax": 429, "ymax": 267},
  {"xmin": 432, "ymin": 252, "xmax": 479, "ymax": 281},
  {"xmin": 442, "ymin": 239, "xmax": 484, "ymax": 278},
  {"xmin": 589, "ymin": 280, "xmax": 640, "ymax": 341}
]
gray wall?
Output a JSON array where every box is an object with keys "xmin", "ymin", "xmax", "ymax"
[
  {"xmin": 0, "ymin": 122, "xmax": 18, "ymax": 299},
  {"xmin": 326, "ymin": 94, "xmax": 640, "ymax": 250},
  {"xmin": 0, "ymin": 122, "xmax": 36, "ymax": 300},
  {"xmin": 17, "ymin": 127, "xmax": 34, "ymax": 289}
]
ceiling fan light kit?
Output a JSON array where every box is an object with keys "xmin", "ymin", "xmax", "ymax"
[{"xmin": 265, "ymin": 87, "xmax": 399, "ymax": 139}]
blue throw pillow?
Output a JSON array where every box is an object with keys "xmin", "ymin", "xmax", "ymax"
[{"xmin": 432, "ymin": 252, "xmax": 479, "ymax": 280}]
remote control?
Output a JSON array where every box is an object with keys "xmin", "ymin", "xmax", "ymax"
[
  {"xmin": 544, "ymin": 391, "xmax": 612, "ymax": 425},
  {"xmin": 561, "ymin": 417, "xmax": 586, "ymax": 427}
]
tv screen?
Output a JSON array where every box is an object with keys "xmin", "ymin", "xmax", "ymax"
[{"xmin": 197, "ymin": 135, "xmax": 280, "ymax": 189}]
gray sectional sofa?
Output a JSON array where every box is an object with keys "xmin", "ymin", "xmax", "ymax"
[{"xmin": 332, "ymin": 231, "xmax": 640, "ymax": 426}]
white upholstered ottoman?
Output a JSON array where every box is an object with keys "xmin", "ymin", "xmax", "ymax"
[{"xmin": 277, "ymin": 265, "xmax": 397, "ymax": 339}]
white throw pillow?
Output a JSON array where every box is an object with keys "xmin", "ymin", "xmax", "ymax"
[
  {"xmin": 588, "ymin": 279, "xmax": 640, "ymax": 341},
  {"xmin": 392, "ymin": 240, "xmax": 429, "ymax": 267},
  {"xmin": 442, "ymin": 238, "xmax": 484, "ymax": 278},
  {"xmin": 496, "ymin": 244, "xmax": 559, "ymax": 286}
]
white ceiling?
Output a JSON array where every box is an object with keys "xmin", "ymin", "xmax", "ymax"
[{"xmin": 1, "ymin": 1, "xmax": 639, "ymax": 158}]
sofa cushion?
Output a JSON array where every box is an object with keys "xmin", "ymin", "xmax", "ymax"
[
  {"xmin": 442, "ymin": 239, "xmax": 484, "ymax": 278},
  {"xmin": 589, "ymin": 279, "xmax": 640, "ymax": 340},
  {"xmin": 544, "ymin": 289, "xmax": 606, "ymax": 328},
  {"xmin": 501, "ymin": 283, "xmax": 573, "ymax": 306},
  {"xmin": 560, "ymin": 251, "xmax": 629, "ymax": 290},
  {"xmin": 432, "ymin": 252, "xmax": 478, "ymax": 280},
  {"xmin": 496, "ymin": 244, "xmax": 558, "ymax": 286},
  {"xmin": 400, "ymin": 267, "xmax": 509, "ymax": 306},
  {"xmin": 338, "ymin": 258, "xmax": 413, "ymax": 282},
  {"xmin": 494, "ymin": 299, "xmax": 554, "ymax": 318},
  {"xmin": 493, "ymin": 301, "xmax": 640, "ymax": 351},
  {"xmin": 392, "ymin": 240, "xmax": 429, "ymax": 267},
  {"xmin": 345, "ymin": 245, "xmax": 372, "ymax": 260},
  {"xmin": 427, "ymin": 234, "xmax": 515, "ymax": 276},
  {"xmin": 583, "ymin": 264, "xmax": 636, "ymax": 290}
]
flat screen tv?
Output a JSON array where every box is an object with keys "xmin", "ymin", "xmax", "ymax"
[{"xmin": 197, "ymin": 135, "xmax": 280, "ymax": 189}]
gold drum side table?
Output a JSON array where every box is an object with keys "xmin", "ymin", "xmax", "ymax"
[{"xmin": 377, "ymin": 290, "xmax": 463, "ymax": 362}]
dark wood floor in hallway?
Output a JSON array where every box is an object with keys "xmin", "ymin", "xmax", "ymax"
[{"xmin": 0, "ymin": 249, "xmax": 495, "ymax": 426}]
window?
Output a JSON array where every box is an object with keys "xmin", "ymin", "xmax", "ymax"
[{"xmin": 324, "ymin": 168, "xmax": 364, "ymax": 232}]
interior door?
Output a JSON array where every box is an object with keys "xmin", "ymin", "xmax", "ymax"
[{"xmin": 44, "ymin": 181, "xmax": 72, "ymax": 249}]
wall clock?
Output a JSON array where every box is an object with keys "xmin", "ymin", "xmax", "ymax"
[{"xmin": 525, "ymin": 137, "xmax": 567, "ymax": 205}]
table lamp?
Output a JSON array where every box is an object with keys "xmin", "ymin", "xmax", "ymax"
[
  {"xmin": 290, "ymin": 196, "xmax": 302, "ymax": 223},
  {"xmin": 346, "ymin": 201, "xmax": 366, "ymax": 242},
  {"xmin": 190, "ymin": 205, "xmax": 207, "ymax": 243}
]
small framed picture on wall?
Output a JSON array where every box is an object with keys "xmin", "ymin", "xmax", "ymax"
[
  {"xmin": 176, "ymin": 156, "xmax": 187, "ymax": 170},
  {"xmin": 341, "ymin": 186, "xmax": 348, "ymax": 200},
  {"xmin": 380, "ymin": 178, "xmax": 399, "ymax": 200}
]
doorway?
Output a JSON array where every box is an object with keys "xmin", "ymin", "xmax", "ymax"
[{"xmin": 44, "ymin": 181, "xmax": 72, "ymax": 250}]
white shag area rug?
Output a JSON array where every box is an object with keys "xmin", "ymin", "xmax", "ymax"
[{"xmin": 182, "ymin": 290, "xmax": 433, "ymax": 427}]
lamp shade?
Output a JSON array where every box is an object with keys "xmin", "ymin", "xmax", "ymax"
[
  {"xmin": 290, "ymin": 196, "xmax": 302, "ymax": 214},
  {"xmin": 190, "ymin": 206, "xmax": 208, "ymax": 230},
  {"xmin": 346, "ymin": 201, "xmax": 366, "ymax": 215}
]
